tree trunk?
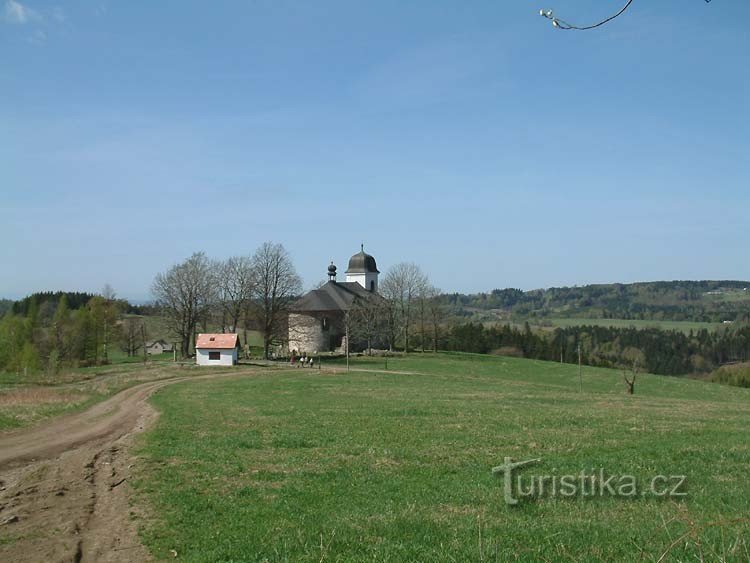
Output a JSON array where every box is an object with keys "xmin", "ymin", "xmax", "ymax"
[{"xmin": 141, "ymin": 324, "xmax": 147, "ymax": 364}]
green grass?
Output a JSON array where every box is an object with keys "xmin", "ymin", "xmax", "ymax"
[
  {"xmin": 107, "ymin": 348, "xmax": 174, "ymax": 364},
  {"xmin": 526, "ymin": 317, "xmax": 721, "ymax": 334},
  {"xmin": 133, "ymin": 354, "xmax": 750, "ymax": 561},
  {"xmin": 0, "ymin": 362, "xmax": 191, "ymax": 431}
]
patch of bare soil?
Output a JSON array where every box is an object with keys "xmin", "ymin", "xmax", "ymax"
[{"xmin": 0, "ymin": 371, "xmax": 238, "ymax": 562}]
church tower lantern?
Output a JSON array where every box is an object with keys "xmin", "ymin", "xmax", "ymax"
[{"xmin": 345, "ymin": 245, "xmax": 379, "ymax": 292}]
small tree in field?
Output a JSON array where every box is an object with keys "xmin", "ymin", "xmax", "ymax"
[
  {"xmin": 381, "ymin": 262, "xmax": 429, "ymax": 353},
  {"xmin": 621, "ymin": 347, "xmax": 645, "ymax": 395},
  {"xmin": 152, "ymin": 252, "xmax": 217, "ymax": 358},
  {"xmin": 249, "ymin": 242, "xmax": 302, "ymax": 359},
  {"xmin": 426, "ymin": 288, "xmax": 447, "ymax": 352},
  {"xmin": 348, "ymin": 295, "xmax": 387, "ymax": 355},
  {"xmin": 218, "ymin": 256, "xmax": 254, "ymax": 334}
]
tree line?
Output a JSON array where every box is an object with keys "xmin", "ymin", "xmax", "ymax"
[
  {"xmin": 441, "ymin": 280, "xmax": 750, "ymax": 323},
  {"xmin": 0, "ymin": 287, "xmax": 121, "ymax": 374},
  {"xmin": 345, "ymin": 262, "xmax": 447, "ymax": 354},
  {"xmin": 152, "ymin": 242, "xmax": 302, "ymax": 359},
  {"xmin": 154, "ymin": 250, "xmax": 449, "ymax": 359},
  {"xmin": 6, "ymin": 249, "xmax": 748, "ymax": 378},
  {"xmin": 441, "ymin": 321, "xmax": 750, "ymax": 376}
]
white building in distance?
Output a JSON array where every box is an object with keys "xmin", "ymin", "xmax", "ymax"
[{"xmin": 195, "ymin": 333, "xmax": 239, "ymax": 366}]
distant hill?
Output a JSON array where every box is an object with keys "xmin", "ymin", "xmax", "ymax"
[{"xmin": 441, "ymin": 280, "xmax": 750, "ymax": 323}]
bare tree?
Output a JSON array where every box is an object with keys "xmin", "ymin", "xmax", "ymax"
[
  {"xmin": 380, "ymin": 262, "xmax": 428, "ymax": 353},
  {"xmin": 121, "ymin": 316, "xmax": 144, "ymax": 357},
  {"xmin": 426, "ymin": 287, "xmax": 446, "ymax": 353},
  {"xmin": 87, "ymin": 296, "xmax": 117, "ymax": 365},
  {"xmin": 152, "ymin": 252, "xmax": 217, "ymax": 358},
  {"xmin": 416, "ymin": 281, "xmax": 436, "ymax": 352},
  {"xmin": 621, "ymin": 347, "xmax": 645, "ymax": 395},
  {"xmin": 99, "ymin": 284, "xmax": 119, "ymax": 364},
  {"xmin": 348, "ymin": 294, "xmax": 387, "ymax": 355},
  {"xmin": 218, "ymin": 256, "xmax": 254, "ymax": 334},
  {"xmin": 378, "ymin": 297, "xmax": 400, "ymax": 353},
  {"xmin": 249, "ymin": 242, "xmax": 302, "ymax": 359}
]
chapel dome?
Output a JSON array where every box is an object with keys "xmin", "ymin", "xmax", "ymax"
[{"xmin": 346, "ymin": 245, "xmax": 379, "ymax": 274}]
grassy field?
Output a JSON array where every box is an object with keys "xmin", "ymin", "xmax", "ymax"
[
  {"xmin": 0, "ymin": 325, "xmax": 266, "ymax": 432},
  {"xmin": 133, "ymin": 353, "xmax": 750, "ymax": 561},
  {"xmin": 525, "ymin": 317, "xmax": 722, "ymax": 334},
  {"xmin": 0, "ymin": 360, "xmax": 180, "ymax": 431}
]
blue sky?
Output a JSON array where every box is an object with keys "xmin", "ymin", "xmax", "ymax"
[{"xmin": 2, "ymin": 0, "xmax": 748, "ymax": 301}]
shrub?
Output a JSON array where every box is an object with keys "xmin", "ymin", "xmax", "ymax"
[
  {"xmin": 490, "ymin": 346, "xmax": 524, "ymax": 358},
  {"xmin": 710, "ymin": 363, "xmax": 750, "ymax": 388}
]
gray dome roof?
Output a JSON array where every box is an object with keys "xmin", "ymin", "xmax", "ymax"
[{"xmin": 346, "ymin": 245, "xmax": 379, "ymax": 274}]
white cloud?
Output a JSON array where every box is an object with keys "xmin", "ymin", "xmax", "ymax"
[{"xmin": 4, "ymin": 0, "xmax": 39, "ymax": 24}]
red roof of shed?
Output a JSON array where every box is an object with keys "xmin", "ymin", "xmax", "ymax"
[{"xmin": 195, "ymin": 333, "xmax": 239, "ymax": 349}]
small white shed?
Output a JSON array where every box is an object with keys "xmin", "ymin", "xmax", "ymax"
[
  {"xmin": 146, "ymin": 339, "xmax": 174, "ymax": 355},
  {"xmin": 195, "ymin": 333, "xmax": 239, "ymax": 366}
]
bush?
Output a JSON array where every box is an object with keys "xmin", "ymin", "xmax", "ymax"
[
  {"xmin": 490, "ymin": 346, "xmax": 524, "ymax": 358},
  {"xmin": 710, "ymin": 363, "xmax": 750, "ymax": 388}
]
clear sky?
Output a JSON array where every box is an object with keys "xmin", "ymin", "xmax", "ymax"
[{"xmin": 2, "ymin": 0, "xmax": 748, "ymax": 301}]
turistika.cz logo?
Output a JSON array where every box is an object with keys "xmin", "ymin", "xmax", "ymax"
[{"xmin": 492, "ymin": 457, "xmax": 687, "ymax": 505}]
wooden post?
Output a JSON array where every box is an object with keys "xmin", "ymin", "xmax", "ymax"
[
  {"xmin": 142, "ymin": 324, "xmax": 147, "ymax": 364},
  {"xmin": 345, "ymin": 312, "xmax": 350, "ymax": 373},
  {"xmin": 578, "ymin": 343, "xmax": 582, "ymax": 393}
]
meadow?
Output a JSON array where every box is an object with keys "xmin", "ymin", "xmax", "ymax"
[
  {"xmin": 132, "ymin": 353, "xmax": 750, "ymax": 561},
  {"xmin": 523, "ymin": 317, "xmax": 721, "ymax": 334},
  {"xmin": 0, "ymin": 327, "xmax": 262, "ymax": 432},
  {"xmin": 0, "ymin": 359, "xmax": 175, "ymax": 431}
]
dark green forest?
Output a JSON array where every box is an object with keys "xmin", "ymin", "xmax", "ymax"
[
  {"xmin": 11, "ymin": 291, "xmax": 98, "ymax": 316},
  {"xmin": 443, "ymin": 322, "xmax": 750, "ymax": 376}
]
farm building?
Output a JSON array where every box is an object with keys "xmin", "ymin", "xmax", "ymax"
[
  {"xmin": 195, "ymin": 333, "xmax": 239, "ymax": 366},
  {"xmin": 288, "ymin": 246, "xmax": 384, "ymax": 354},
  {"xmin": 145, "ymin": 339, "xmax": 174, "ymax": 355}
]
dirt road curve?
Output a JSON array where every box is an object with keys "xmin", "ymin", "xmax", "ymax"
[{"xmin": 0, "ymin": 372, "xmax": 234, "ymax": 563}]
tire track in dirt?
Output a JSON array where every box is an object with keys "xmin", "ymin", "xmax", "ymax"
[{"xmin": 0, "ymin": 370, "xmax": 244, "ymax": 562}]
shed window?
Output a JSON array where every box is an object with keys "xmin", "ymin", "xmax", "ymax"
[{"xmin": 208, "ymin": 351, "xmax": 221, "ymax": 361}]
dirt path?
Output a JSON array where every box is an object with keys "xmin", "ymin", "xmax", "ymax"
[{"xmin": 0, "ymin": 370, "xmax": 239, "ymax": 563}]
